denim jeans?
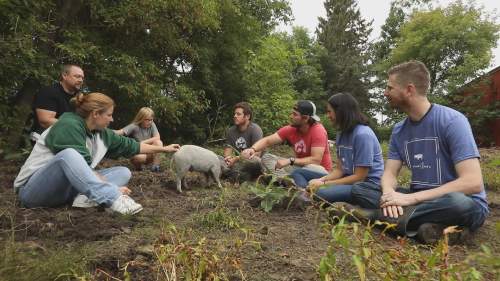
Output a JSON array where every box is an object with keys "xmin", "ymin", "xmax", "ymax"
[
  {"xmin": 351, "ymin": 182, "xmax": 487, "ymax": 231},
  {"xmin": 19, "ymin": 148, "xmax": 129, "ymax": 208},
  {"xmin": 261, "ymin": 153, "xmax": 327, "ymax": 178},
  {"xmin": 291, "ymin": 168, "xmax": 354, "ymax": 203}
]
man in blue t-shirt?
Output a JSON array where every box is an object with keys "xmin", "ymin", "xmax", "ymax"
[{"xmin": 351, "ymin": 60, "xmax": 488, "ymax": 243}]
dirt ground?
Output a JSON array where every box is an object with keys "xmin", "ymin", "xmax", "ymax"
[{"xmin": 0, "ymin": 149, "xmax": 499, "ymax": 280}]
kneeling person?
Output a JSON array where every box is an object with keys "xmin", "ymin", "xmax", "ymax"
[
  {"xmin": 115, "ymin": 107, "xmax": 163, "ymax": 172},
  {"xmin": 223, "ymin": 102, "xmax": 264, "ymax": 182}
]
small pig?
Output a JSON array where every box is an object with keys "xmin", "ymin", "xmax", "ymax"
[{"xmin": 171, "ymin": 145, "xmax": 226, "ymax": 193}]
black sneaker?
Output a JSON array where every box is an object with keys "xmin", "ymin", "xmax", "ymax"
[
  {"xmin": 416, "ymin": 223, "xmax": 471, "ymax": 245},
  {"xmin": 150, "ymin": 165, "xmax": 161, "ymax": 173}
]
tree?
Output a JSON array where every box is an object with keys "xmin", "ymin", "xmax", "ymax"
[
  {"xmin": 370, "ymin": 0, "xmax": 433, "ymax": 125},
  {"xmin": 386, "ymin": 1, "xmax": 499, "ymax": 96},
  {"xmin": 315, "ymin": 0, "xmax": 373, "ymax": 112},
  {"xmin": 244, "ymin": 35, "xmax": 297, "ymax": 134},
  {"xmin": 0, "ymin": 0, "xmax": 292, "ymax": 150},
  {"xmin": 285, "ymin": 27, "xmax": 325, "ymax": 107}
]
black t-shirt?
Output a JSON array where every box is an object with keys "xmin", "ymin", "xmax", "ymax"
[{"xmin": 31, "ymin": 83, "xmax": 74, "ymax": 134}]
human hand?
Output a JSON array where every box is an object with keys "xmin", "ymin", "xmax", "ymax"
[
  {"xmin": 275, "ymin": 158, "xmax": 291, "ymax": 170},
  {"xmin": 165, "ymin": 144, "xmax": 180, "ymax": 152},
  {"xmin": 224, "ymin": 156, "xmax": 238, "ymax": 167},
  {"xmin": 306, "ymin": 178, "xmax": 325, "ymax": 193},
  {"xmin": 119, "ymin": 186, "xmax": 132, "ymax": 195},
  {"xmin": 241, "ymin": 148, "xmax": 255, "ymax": 159},
  {"xmin": 380, "ymin": 191, "xmax": 417, "ymax": 208}
]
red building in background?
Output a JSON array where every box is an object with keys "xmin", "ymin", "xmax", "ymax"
[{"xmin": 455, "ymin": 66, "xmax": 500, "ymax": 147}]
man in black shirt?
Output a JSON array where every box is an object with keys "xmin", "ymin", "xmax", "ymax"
[{"xmin": 31, "ymin": 64, "xmax": 84, "ymax": 141}]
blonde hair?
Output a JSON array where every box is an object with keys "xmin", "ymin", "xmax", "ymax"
[
  {"xmin": 388, "ymin": 60, "xmax": 431, "ymax": 95},
  {"xmin": 71, "ymin": 92, "xmax": 115, "ymax": 118},
  {"xmin": 132, "ymin": 107, "xmax": 155, "ymax": 125}
]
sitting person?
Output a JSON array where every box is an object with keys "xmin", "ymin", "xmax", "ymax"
[
  {"xmin": 14, "ymin": 93, "xmax": 180, "ymax": 215},
  {"xmin": 291, "ymin": 93, "xmax": 383, "ymax": 204},
  {"xmin": 351, "ymin": 60, "xmax": 488, "ymax": 243},
  {"xmin": 222, "ymin": 102, "xmax": 264, "ymax": 182},
  {"xmin": 115, "ymin": 107, "xmax": 163, "ymax": 172},
  {"xmin": 241, "ymin": 100, "xmax": 332, "ymax": 178}
]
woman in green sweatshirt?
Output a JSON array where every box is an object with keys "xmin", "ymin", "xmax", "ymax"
[{"xmin": 14, "ymin": 92, "xmax": 179, "ymax": 215}]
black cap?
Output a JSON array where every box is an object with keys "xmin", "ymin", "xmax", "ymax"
[{"xmin": 294, "ymin": 100, "xmax": 320, "ymax": 121}]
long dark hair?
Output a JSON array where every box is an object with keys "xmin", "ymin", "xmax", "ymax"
[{"xmin": 327, "ymin": 92, "xmax": 368, "ymax": 132}]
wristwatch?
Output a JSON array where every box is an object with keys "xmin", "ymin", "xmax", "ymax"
[{"xmin": 289, "ymin": 157, "xmax": 295, "ymax": 165}]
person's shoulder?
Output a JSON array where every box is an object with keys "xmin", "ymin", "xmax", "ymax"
[
  {"xmin": 52, "ymin": 112, "xmax": 85, "ymax": 130},
  {"xmin": 249, "ymin": 122, "xmax": 262, "ymax": 130},
  {"xmin": 227, "ymin": 125, "xmax": 238, "ymax": 134},
  {"xmin": 354, "ymin": 124, "xmax": 376, "ymax": 137},
  {"xmin": 311, "ymin": 122, "xmax": 327, "ymax": 133},
  {"xmin": 432, "ymin": 104, "xmax": 466, "ymax": 121},
  {"xmin": 391, "ymin": 118, "xmax": 408, "ymax": 136}
]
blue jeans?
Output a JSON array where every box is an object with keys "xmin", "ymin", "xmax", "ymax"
[
  {"xmin": 291, "ymin": 168, "xmax": 354, "ymax": 203},
  {"xmin": 19, "ymin": 148, "xmax": 129, "ymax": 208},
  {"xmin": 351, "ymin": 182, "xmax": 487, "ymax": 231}
]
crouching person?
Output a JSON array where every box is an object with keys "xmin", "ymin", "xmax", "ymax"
[
  {"xmin": 13, "ymin": 93, "xmax": 180, "ymax": 215},
  {"xmin": 351, "ymin": 61, "xmax": 488, "ymax": 243},
  {"xmin": 115, "ymin": 107, "xmax": 163, "ymax": 172},
  {"xmin": 222, "ymin": 102, "xmax": 264, "ymax": 182}
]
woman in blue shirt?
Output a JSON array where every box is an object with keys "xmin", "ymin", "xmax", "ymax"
[{"xmin": 291, "ymin": 93, "xmax": 384, "ymax": 203}]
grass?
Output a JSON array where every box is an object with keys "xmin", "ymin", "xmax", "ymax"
[{"xmin": 318, "ymin": 218, "xmax": 499, "ymax": 281}]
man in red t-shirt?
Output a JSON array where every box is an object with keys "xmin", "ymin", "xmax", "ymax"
[{"xmin": 241, "ymin": 100, "xmax": 332, "ymax": 177}]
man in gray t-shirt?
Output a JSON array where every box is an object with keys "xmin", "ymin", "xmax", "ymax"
[{"xmin": 222, "ymin": 102, "xmax": 263, "ymax": 182}]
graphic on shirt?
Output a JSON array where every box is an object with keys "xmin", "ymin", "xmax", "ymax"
[
  {"xmin": 294, "ymin": 140, "xmax": 306, "ymax": 154},
  {"xmin": 235, "ymin": 137, "xmax": 247, "ymax": 149},
  {"xmin": 404, "ymin": 138, "xmax": 441, "ymax": 187},
  {"xmin": 337, "ymin": 145, "xmax": 353, "ymax": 175}
]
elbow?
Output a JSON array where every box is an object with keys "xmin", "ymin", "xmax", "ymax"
[{"xmin": 464, "ymin": 176, "xmax": 483, "ymax": 194}]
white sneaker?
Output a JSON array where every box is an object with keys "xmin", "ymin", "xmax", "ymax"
[
  {"xmin": 72, "ymin": 194, "xmax": 98, "ymax": 208},
  {"xmin": 108, "ymin": 195, "xmax": 143, "ymax": 215}
]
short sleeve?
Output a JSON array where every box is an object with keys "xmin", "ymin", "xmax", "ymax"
[
  {"xmin": 444, "ymin": 115, "xmax": 480, "ymax": 163},
  {"xmin": 388, "ymin": 130, "xmax": 402, "ymax": 161},
  {"xmin": 33, "ymin": 88, "xmax": 58, "ymax": 112},
  {"xmin": 310, "ymin": 126, "xmax": 328, "ymax": 148},
  {"xmin": 151, "ymin": 122, "xmax": 159, "ymax": 136},
  {"xmin": 353, "ymin": 133, "xmax": 375, "ymax": 167},
  {"xmin": 277, "ymin": 126, "xmax": 294, "ymax": 142},
  {"xmin": 121, "ymin": 123, "xmax": 137, "ymax": 137}
]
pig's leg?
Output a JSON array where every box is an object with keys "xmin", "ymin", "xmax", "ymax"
[{"xmin": 211, "ymin": 166, "xmax": 223, "ymax": 188}]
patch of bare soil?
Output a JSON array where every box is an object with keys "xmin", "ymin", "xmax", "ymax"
[{"xmin": 1, "ymin": 151, "xmax": 499, "ymax": 280}]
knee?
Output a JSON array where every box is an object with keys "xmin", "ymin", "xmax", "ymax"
[
  {"xmin": 56, "ymin": 148, "xmax": 84, "ymax": 161},
  {"xmin": 351, "ymin": 182, "xmax": 381, "ymax": 197},
  {"xmin": 440, "ymin": 192, "xmax": 476, "ymax": 213},
  {"xmin": 153, "ymin": 139, "xmax": 163, "ymax": 146},
  {"xmin": 117, "ymin": 166, "xmax": 132, "ymax": 182}
]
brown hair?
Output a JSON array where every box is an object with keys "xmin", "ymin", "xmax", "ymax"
[
  {"xmin": 233, "ymin": 102, "xmax": 253, "ymax": 120},
  {"xmin": 71, "ymin": 92, "xmax": 115, "ymax": 118},
  {"xmin": 132, "ymin": 107, "xmax": 155, "ymax": 125},
  {"xmin": 388, "ymin": 60, "xmax": 431, "ymax": 95}
]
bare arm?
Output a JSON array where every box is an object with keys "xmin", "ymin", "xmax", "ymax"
[
  {"xmin": 141, "ymin": 133, "xmax": 161, "ymax": 145},
  {"xmin": 293, "ymin": 146, "xmax": 324, "ymax": 166},
  {"xmin": 139, "ymin": 142, "xmax": 180, "ymax": 154},
  {"xmin": 381, "ymin": 158, "xmax": 483, "ymax": 218},
  {"xmin": 381, "ymin": 159, "xmax": 403, "ymax": 194},
  {"xmin": 241, "ymin": 133, "xmax": 283, "ymax": 159},
  {"xmin": 114, "ymin": 129, "xmax": 124, "ymax": 135},
  {"xmin": 36, "ymin": 109, "xmax": 57, "ymax": 128}
]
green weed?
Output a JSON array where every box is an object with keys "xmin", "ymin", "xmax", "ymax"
[{"xmin": 318, "ymin": 219, "xmax": 498, "ymax": 281}]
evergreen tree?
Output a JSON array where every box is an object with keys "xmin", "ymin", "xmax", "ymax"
[{"xmin": 316, "ymin": 0, "xmax": 373, "ymax": 112}]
